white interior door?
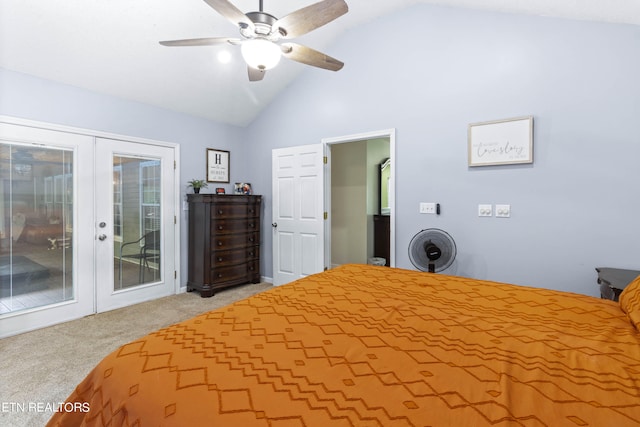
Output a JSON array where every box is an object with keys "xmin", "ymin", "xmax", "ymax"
[
  {"xmin": 272, "ymin": 145, "xmax": 324, "ymax": 286},
  {"xmin": 0, "ymin": 121, "xmax": 95, "ymax": 338},
  {"xmin": 95, "ymin": 138, "xmax": 176, "ymax": 312}
]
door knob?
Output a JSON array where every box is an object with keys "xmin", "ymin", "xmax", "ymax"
[
  {"xmin": 272, "ymin": 222, "xmax": 278, "ymax": 228},
  {"xmin": 98, "ymin": 234, "xmax": 107, "ymax": 241}
]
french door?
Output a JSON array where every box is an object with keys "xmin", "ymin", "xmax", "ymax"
[
  {"xmin": 0, "ymin": 119, "xmax": 177, "ymax": 338},
  {"xmin": 95, "ymin": 138, "xmax": 176, "ymax": 312},
  {"xmin": 0, "ymin": 121, "xmax": 95, "ymax": 337}
]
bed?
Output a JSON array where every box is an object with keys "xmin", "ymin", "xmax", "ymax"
[{"xmin": 48, "ymin": 264, "xmax": 640, "ymax": 426}]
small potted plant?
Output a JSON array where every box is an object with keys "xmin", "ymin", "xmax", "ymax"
[{"xmin": 187, "ymin": 179, "xmax": 208, "ymax": 194}]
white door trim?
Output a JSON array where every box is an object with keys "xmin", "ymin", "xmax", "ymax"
[{"xmin": 322, "ymin": 128, "xmax": 396, "ymax": 269}]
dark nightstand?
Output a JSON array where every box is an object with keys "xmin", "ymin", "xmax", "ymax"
[{"xmin": 595, "ymin": 267, "xmax": 640, "ymax": 302}]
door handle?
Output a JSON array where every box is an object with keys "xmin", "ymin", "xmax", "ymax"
[
  {"xmin": 98, "ymin": 234, "xmax": 107, "ymax": 241},
  {"xmin": 272, "ymin": 222, "xmax": 278, "ymax": 228}
]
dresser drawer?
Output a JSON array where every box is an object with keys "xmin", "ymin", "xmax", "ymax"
[
  {"xmin": 212, "ymin": 232, "xmax": 260, "ymax": 250},
  {"xmin": 211, "ymin": 218, "xmax": 260, "ymax": 235},
  {"xmin": 211, "ymin": 246, "xmax": 259, "ymax": 266},
  {"xmin": 210, "ymin": 261, "xmax": 259, "ymax": 284},
  {"xmin": 211, "ymin": 203, "xmax": 260, "ymax": 219}
]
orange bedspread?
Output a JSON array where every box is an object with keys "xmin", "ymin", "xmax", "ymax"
[{"xmin": 48, "ymin": 264, "xmax": 640, "ymax": 426}]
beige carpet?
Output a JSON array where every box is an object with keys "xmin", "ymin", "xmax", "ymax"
[{"xmin": 0, "ymin": 282, "xmax": 272, "ymax": 427}]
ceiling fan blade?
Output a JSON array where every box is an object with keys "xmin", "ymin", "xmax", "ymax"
[
  {"xmin": 275, "ymin": 0, "xmax": 348, "ymax": 39},
  {"xmin": 159, "ymin": 37, "xmax": 240, "ymax": 47},
  {"xmin": 202, "ymin": 0, "xmax": 255, "ymax": 31},
  {"xmin": 281, "ymin": 43, "xmax": 344, "ymax": 72},
  {"xmin": 248, "ymin": 66, "xmax": 266, "ymax": 82}
]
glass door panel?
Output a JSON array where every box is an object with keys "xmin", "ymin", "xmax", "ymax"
[
  {"xmin": 114, "ymin": 156, "xmax": 161, "ymax": 290},
  {"xmin": 0, "ymin": 142, "xmax": 74, "ymax": 314}
]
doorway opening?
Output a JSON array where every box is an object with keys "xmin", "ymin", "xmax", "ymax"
[{"xmin": 323, "ymin": 129, "xmax": 395, "ymax": 269}]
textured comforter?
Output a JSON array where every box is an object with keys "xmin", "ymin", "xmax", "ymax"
[{"xmin": 48, "ymin": 264, "xmax": 640, "ymax": 426}]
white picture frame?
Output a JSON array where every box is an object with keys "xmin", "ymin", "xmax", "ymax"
[
  {"xmin": 468, "ymin": 116, "xmax": 533, "ymax": 166},
  {"xmin": 206, "ymin": 148, "xmax": 230, "ymax": 183}
]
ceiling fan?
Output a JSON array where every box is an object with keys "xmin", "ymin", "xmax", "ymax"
[{"xmin": 159, "ymin": 0, "xmax": 348, "ymax": 81}]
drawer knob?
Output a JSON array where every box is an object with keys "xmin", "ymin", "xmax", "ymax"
[
  {"xmin": 218, "ymin": 210, "xmax": 223, "ymax": 215},
  {"xmin": 218, "ymin": 225, "xmax": 223, "ymax": 230},
  {"xmin": 218, "ymin": 241, "xmax": 223, "ymax": 246},
  {"xmin": 217, "ymin": 257, "xmax": 223, "ymax": 262},
  {"xmin": 249, "ymin": 237, "xmax": 254, "ymax": 242}
]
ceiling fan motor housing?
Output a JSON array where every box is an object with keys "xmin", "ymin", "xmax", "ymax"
[{"xmin": 243, "ymin": 12, "xmax": 281, "ymax": 37}]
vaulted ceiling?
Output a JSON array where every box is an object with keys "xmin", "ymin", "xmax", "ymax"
[{"xmin": 1, "ymin": 0, "xmax": 639, "ymax": 127}]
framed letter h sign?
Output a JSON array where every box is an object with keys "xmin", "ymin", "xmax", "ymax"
[{"xmin": 207, "ymin": 148, "xmax": 230, "ymax": 183}]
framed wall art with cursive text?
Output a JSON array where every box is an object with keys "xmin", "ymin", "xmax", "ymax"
[{"xmin": 468, "ymin": 116, "xmax": 533, "ymax": 167}]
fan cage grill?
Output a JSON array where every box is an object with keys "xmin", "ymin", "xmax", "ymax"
[{"xmin": 408, "ymin": 228, "xmax": 456, "ymax": 272}]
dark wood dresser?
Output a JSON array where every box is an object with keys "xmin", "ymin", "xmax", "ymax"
[{"xmin": 187, "ymin": 194, "xmax": 261, "ymax": 297}]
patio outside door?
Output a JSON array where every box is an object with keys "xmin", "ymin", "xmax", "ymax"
[
  {"xmin": 0, "ymin": 121, "xmax": 95, "ymax": 337},
  {"xmin": 95, "ymin": 138, "xmax": 176, "ymax": 313},
  {"xmin": 0, "ymin": 119, "xmax": 178, "ymax": 338}
]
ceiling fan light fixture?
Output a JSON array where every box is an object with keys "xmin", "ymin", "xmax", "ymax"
[{"xmin": 241, "ymin": 39, "xmax": 281, "ymax": 70}]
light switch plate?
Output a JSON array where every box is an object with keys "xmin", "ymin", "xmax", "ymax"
[{"xmin": 420, "ymin": 202, "xmax": 436, "ymax": 214}]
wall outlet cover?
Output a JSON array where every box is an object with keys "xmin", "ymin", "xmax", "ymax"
[
  {"xmin": 478, "ymin": 204, "xmax": 492, "ymax": 217},
  {"xmin": 496, "ymin": 204, "xmax": 511, "ymax": 218}
]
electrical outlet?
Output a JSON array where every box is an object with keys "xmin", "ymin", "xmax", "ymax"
[
  {"xmin": 478, "ymin": 204, "xmax": 492, "ymax": 217},
  {"xmin": 496, "ymin": 204, "xmax": 511, "ymax": 218},
  {"xmin": 419, "ymin": 202, "xmax": 436, "ymax": 214}
]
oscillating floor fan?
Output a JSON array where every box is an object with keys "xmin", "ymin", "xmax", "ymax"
[{"xmin": 408, "ymin": 229, "xmax": 457, "ymax": 273}]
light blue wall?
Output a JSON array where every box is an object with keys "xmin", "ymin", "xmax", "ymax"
[
  {"xmin": 0, "ymin": 68, "xmax": 246, "ymax": 286},
  {"xmin": 244, "ymin": 4, "xmax": 640, "ymax": 296},
  {"xmin": 2, "ymin": 4, "xmax": 639, "ymax": 296}
]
